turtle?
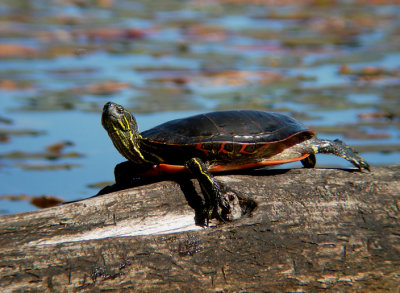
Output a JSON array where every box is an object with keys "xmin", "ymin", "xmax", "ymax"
[{"xmin": 101, "ymin": 101, "xmax": 370, "ymax": 221}]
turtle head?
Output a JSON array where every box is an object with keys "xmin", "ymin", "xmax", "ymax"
[
  {"xmin": 102, "ymin": 102, "xmax": 147, "ymax": 164},
  {"xmin": 102, "ymin": 102, "xmax": 138, "ymax": 134}
]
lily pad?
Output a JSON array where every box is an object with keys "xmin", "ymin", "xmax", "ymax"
[
  {"xmin": 0, "ymin": 43, "xmax": 38, "ymax": 59},
  {"xmin": 310, "ymin": 125, "xmax": 391, "ymax": 140},
  {"xmin": 311, "ymin": 52, "xmax": 384, "ymax": 66},
  {"xmin": 13, "ymin": 91, "xmax": 82, "ymax": 111},
  {"xmin": 1, "ymin": 151, "xmax": 83, "ymax": 160},
  {"xmin": 87, "ymin": 181, "xmax": 114, "ymax": 189},
  {"xmin": 30, "ymin": 195, "xmax": 64, "ymax": 208},
  {"xmin": 0, "ymin": 128, "xmax": 45, "ymax": 137},
  {"xmin": 128, "ymin": 89, "xmax": 201, "ymax": 113},
  {"xmin": 17, "ymin": 163, "xmax": 82, "ymax": 171},
  {"xmin": 0, "ymin": 117, "xmax": 13, "ymax": 124},
  {"xmin": 0, "ymin": 141, "xmax": 83, "ymax": 160},
  {"xmin": 0, "ymin": 79, "xmax": 33, "ymax": 90},
  {"xmin": 0, "ymin": 194, "xmax": 64, "ymax": 209},
  {"xmin": 353, "ymin": 144, "xmax": 400, "ymax": 153}
]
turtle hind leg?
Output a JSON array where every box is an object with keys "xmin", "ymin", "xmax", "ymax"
[
  {"xmin": 306, "ymin": 137, "xmax": 370, "ymax": 172},
  {"xmin": 301, "ymin": 153, "xmax": 316, "ymax": 168}
]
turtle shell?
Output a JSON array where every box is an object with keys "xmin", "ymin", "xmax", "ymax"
[
  {"xmin": 136, "ymin": 110, "xmax": 316, "ymax": 171},
  {"xmin": 142, "ymin": 110, "xmax": 312, "ymax": 144}
]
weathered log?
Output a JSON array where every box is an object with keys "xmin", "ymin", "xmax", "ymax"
[{"xmin": 0, "ymin": 165, "xmax": 399, "ymax": 291}]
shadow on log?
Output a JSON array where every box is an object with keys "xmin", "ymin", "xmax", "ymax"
[{"xmin": 0, "ymin": 165, "xmax": 399, "ymax": 291}]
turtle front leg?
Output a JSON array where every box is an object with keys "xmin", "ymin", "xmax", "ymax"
[
  {"xmin": 97, "ymin": 161, "xmax": 153, "ymax": 195},
  {"xmin": 303, "ymin": 137, "xmax": 370, "ymax": 171},
  {"xmin": 185, "ymin": 157, "xmax": 230, "ymax": 221}
]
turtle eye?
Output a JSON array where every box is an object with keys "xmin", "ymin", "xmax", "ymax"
[{"xmin": 116, "ymin": 106, "xmax": 124, "ymax": 114}]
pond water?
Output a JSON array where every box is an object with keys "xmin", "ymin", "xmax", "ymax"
[{"xmin": 1, "ymin": 0, "xmax": 399, "ymax": 215}]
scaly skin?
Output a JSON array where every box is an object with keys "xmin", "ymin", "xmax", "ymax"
[
  {"xmin": 298, "ymin": 137, "xmax": 370, "ymax": 171},
  {"xmin": 101, "ymin": 102, "xmax": 370, "ymax": 223}
]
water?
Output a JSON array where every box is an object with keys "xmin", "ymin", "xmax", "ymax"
[{"xmin": 1, "ymin": 0, "xmax": 399, "ymax": 214}]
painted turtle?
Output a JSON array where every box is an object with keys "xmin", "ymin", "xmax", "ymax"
[{"xmin": 101, "ymin": 102, "xmax": 369, "ymax": 221}]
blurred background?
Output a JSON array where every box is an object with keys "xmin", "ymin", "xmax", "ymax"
[{"xmin": 0, "ymin": 0, "xmax": 399, "ymax": 214}]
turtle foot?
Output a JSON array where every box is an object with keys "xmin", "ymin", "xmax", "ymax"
[{"xmin": 333, "ymin": 139, "xmax": 370, "ymax": 172}]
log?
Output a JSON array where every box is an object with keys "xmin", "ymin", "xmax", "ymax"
[{"xmin": 0, "ymin": 165, "xmax": 399, "ymax": 291}]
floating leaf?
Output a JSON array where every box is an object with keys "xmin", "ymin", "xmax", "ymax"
[
  {"xmin": 0, "ymin": 79, "xmax": 33, "ymax": 90},
  {"xmin": 0, "ymin": 194, "xmax": 31, "ymax": 201},
  {"xmin": 30, "ymin": 195, "xmax": 64, "ymax": 208},
  {"xmin": 87, "ymin": 181, "xmax": 114, "ymax": 189},
  {"xmin": 0, "ymin": 117, "xmax": 12, "ymax": 125},
  {"xmin": 194, "ymin": 70, "xmax": 284, "ymax": 89},
  {"xmin": 72, "ymin": 27, "xmax": 147, "ymax": 42},
  {"xmin": 310, "ymin": 125, "xmax": 391, "ymax": 140},
  {"xmin": 46, "ymin": 141, "xmax": 75, "ymax": 156},
  {"xmin": 353, "ymin": 144, "xmax": 400, "ymax": 153},
  {"xmin": 0, "ymin": 129, "xmax": 45, "ymax": 137},
  {"xmin": 17, "ymin": 163, "xmax": 82, "ymax": 170},
  {"xmin": 0, "ymin": 43, "xmax": 38, "ymax": 58},
  {"xmin": 358, "ymin": 112, "xmax": 397, "ymax": 121},
  {"xmin": 85, "ymin": 81, "xmax": 132, "ymax": 95},
  {"xmin": 0, "ymin": 140, "xmax": 83, "ymax": 160},
  {"xmin": 338, "ymin": 65, "xmax": 399, "ymax": 81},
  {"xmin": 1, "ymin": 151, "xmax": 83, "ymax": 160},
  {"xmin": 0, "ymin": 194, "xmax": 64, "ymax": 209}
]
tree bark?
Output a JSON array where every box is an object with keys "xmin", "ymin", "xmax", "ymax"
[{"xmin": 0, "ymin": 165, "xmax": 399, "ymax": 292}]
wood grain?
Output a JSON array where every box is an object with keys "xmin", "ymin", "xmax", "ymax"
[{"xmin": 0, "ymin": 165, "xmax": 399, "ymax": 291}]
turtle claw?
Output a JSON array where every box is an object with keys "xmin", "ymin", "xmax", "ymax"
[
  {"xmin": 349, "ymin": 157, "xmax": 370, "ymax": 172},
  {"xmin": 363, "ymin": 161, "xmax": 371, "ymax": 172},
  {"xmin": 200, "ymin": 204, "xmax": 225, "ymax": 227},
  {"xmin": 357, "ymin": 158, "xmax": 370, "ymax": 172}
]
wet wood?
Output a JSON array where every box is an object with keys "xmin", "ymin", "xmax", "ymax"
[{"xmin": 0, "ymin": 165, "xmax": 399, "ymax": 291}]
